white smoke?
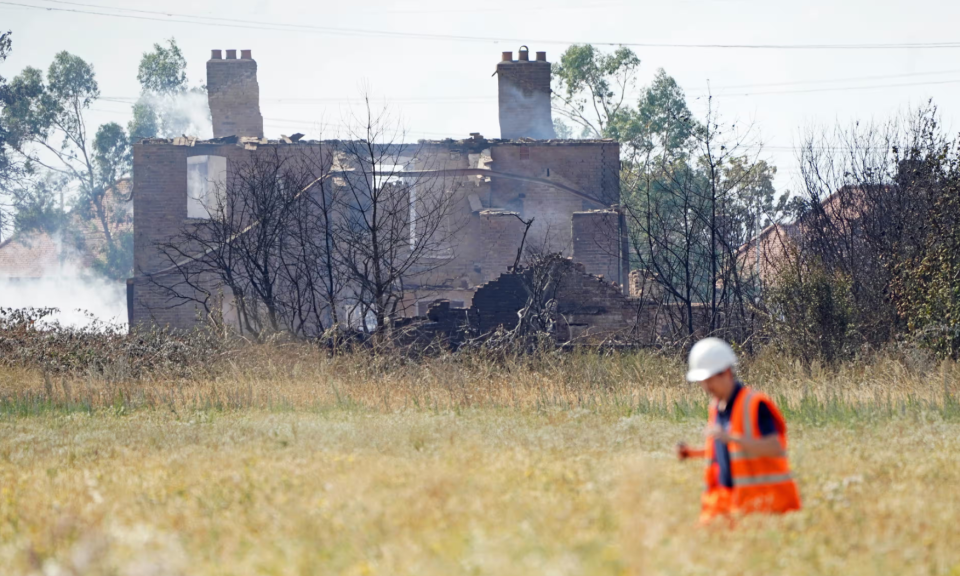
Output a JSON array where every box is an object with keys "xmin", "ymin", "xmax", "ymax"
[
  {"xmin": 139, "ymin": 89, "xmax": 213, "ymax": 139},
  {"xmin": 500, "ymin": 83, "xmax": 556, "ymax": 140},
  {"xmin": 0, "ymin": 239, "xmax": 127, "ymax": 330}
]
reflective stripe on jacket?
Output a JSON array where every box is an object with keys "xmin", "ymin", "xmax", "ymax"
[{"xmin": 702, "ymin": 387, "xmax": 801, "ymax": 521}]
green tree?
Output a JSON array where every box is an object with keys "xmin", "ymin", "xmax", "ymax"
[
  {"xmin": 2, "ymin": 51, "xmax": 132, "ymax": 277},
  {"xmin": 766, "ymin": 258, "xmax": 855, "ymax": 365},
  {"xmin": 128, "ymin": 38, "xmax": 208, "ymax": 141},
  {"xmin": 0, "ymin": 31, "xmax": 13, "ymax": 169},
  {"xmin": 619, "ymin": 69, "xmax": 699, "ymax": 216},
  {"xmin": 552, "ymin": 44, "xmax": 641, "ymax": 139},
  {"xmin": 11, "ymin": 172, "xmax": 68, "ymax": 234},
  {"xmin": 136, "ymin": 38, "xmax": 187, "ymax": 95},
  {"xmin": 128, "ymin": 39, "xmax": 186, "ymax": 141},
  {"xmin": 553, "ymin": 44, "xmax": 784, "ymax": 341},
  {"xmin": 552, "ymin": 118, "xmax": 573, "ymax": 139},
  {"xmin": 94, "ymin": 122, "xmax": 130, "ymax": 193},
  {"xmin": 722, "ymin": 157, "xmax": 782, "ymax": 237},
  {"xmin": 0, "ymin": 30, "xmax": 20, "ymax": 235},
  {"xmin": 888, "ymin": 135, "xmax": 960, "ymax": 358},
  {"xmin": 628, "ymin": 69, "xmax": 696, "ymax": 158},
  {"xmin": 128, "ymin": 100, "xmax": 159, "ymax": 142},
  {"xmin": 553, "ymin": 46, "xmax": 695, "ymax": 156}
]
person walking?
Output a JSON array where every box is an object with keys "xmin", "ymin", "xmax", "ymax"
[{"xmin": 676, "ymin": 338, "xmax": 801, "ymax": 523}]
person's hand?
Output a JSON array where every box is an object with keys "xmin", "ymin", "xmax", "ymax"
[
  {"xmin": 705, "ymin": 423, "xmax": 733, "ymax": 443},
  {"xmin": 676, "ymin": 442, "xmax": 691, "ymax": 460}
]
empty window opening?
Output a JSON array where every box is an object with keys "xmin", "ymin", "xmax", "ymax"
[
  {"xmin": 187, "ymin": 155, "xmax": 227, "ymax": 219},
  {"xmin": 374, "ymin": 163, "xmax": 407, "ymax": 186},
  {"xmin": 346, "ymin": 302, "xmax": 377, "ymax": 333}
]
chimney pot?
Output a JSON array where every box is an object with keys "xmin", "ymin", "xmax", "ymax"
[
  {"xmin": 211, "ymin": 49, "xmax": 222, "ymax": 60},
  {"xmin": 536, "ymin": 51, "xmax": 546, "ymax": 61},
  {"xmin": 518, "ymin": 46, "xmax": 530, "ymax": 61},
  {"xmin": 225, "ymin": 49, "xmax": 237, "ymax": 59},
  {"xmin": 501, "ymin": 51, "xmax": 513, "ymax": 62},
  {"xmin": 241, "ymin": 49, "xmax": 252, "ymax": 59}
]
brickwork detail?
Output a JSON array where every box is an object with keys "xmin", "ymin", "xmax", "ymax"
[
  {"xmin": 478, "ymin": 210, "xmax": 527, "ymax": 283},
  {"xmin": 572, "ymin": 210, "xmax": 623, "ymax": 289},
  {"xmin": 207, "ymin": 54, "xmax": 263, "ymax": 138},
  {"xmin": 497, "ymin": 58, "xmax": 555, "ymax": 140},
  {"xmin": 470, "ymin": 272, "xmax": 528, "ymax": 335},
  {"xmin": 552, "ymin": 260, "xmax": 638, "ymax": 342},
  {"xmin": 489, "ymin": 142, "xmax": 621, "ymax": 255}
]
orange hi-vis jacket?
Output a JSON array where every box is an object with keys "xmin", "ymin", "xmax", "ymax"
[{"xmin": 701, "ymin": 387, "xmax": 801, "ymax": 522}]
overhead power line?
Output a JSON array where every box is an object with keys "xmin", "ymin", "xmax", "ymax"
[
  {"xmin": 82, "ymin": 107, "xmax": 913, "ymax": 148},
  {"xmin": 688, "ymin": 68, "xmax": 960, "ymax": 91},
  {"xmin": 95, "ymin": 70, "xmax": 960, "ymax": 107},
  {"xmin": 89, "ymin": 106, "xmax": 460, "ymax": 138},
  {"xmin": 692, "ymin": 77, "xmax": 960, "ymax": 97},
  {"xmin": 7, "ymin": 0, "xmax": 960, "ymax": 50},
  {"xmin": 99, "ymin": 96, "xmax": 496, "ymax": 105}
]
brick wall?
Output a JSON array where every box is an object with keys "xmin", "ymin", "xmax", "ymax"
[
  {"xmin": 478, "ymin": 209, "xmax": 527, "ymax": 282},
  {"xmin": 470, "ymin": 272, "xmax": 528, "ymax": 335},
  {"xmin": 489, "ymin": 141, "xmax": 621, "ymax": 256},
  {"xmin": 131, "ymin": 137, "xmax": 625, "ymax": 330},
  {"xmin": 497, "ymin": 55, "xmax": 555, "ymax": 140},
  {"xmin": 131, "ymin": 140, "xmax": 329, "ymax": 330},
  {"xmin": 131, "ymin": 48, "xmax": 632, "ymax": 333},
  {"xmin": 400, "ymin": 139, "xmax": 623, "ymax": 304},
  {"xmin": 572, "ymin": 210, "xmax": 623, "ymax": 289},
  {"xmin": 549, "ymin": 260, "xmax": 635, "ymax": 342},
  {"xmin": 207, "ymin": 50, "xmax": 263, "ymax": 138},
  {"xmin": 465, "ymin": 259, "xmax": 639, "ymax": 344},
  {"xmin": 133, "ymin": 142, "xmax": 188, "ymax": 277}
]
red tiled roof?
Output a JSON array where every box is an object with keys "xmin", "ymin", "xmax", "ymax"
[{"xmin": 0, "ymin": 233, "xmax": 66, "ymax": 279}]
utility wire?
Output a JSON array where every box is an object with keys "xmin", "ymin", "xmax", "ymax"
[
  {"xmin": 89, "ymin": 106, "xmax": 460, "ymax": 138},
  {"xmin": 99, "ymin": 96, "xmax": 496, "ymax": 104},
  {"xmin": 691, "ymin": 77, "xmax": 960, "ymax": 97},
  {"xmin": 96, "ymin": 69, "xmax": 960, "ymax": 106},
  {"xmin": 84, "ymin": 102, "xmax": 917, "ymax": 145},
  {"xmin": 7, "ymin": 0, "xmax": 960, "ymax": 50},
  {"xmin": 687, "ymin": 68, "xmax": 960, "ymax": 91}
]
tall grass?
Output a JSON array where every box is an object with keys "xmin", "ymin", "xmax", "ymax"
[
  {"xmin": 1, "ymin": 344, "xmax": 957, "ymax": 423},
  {"xmin": 3, "ymin": 345, "xmax": 960, "ymax": 574}
]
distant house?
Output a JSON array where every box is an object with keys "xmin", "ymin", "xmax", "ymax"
[
  {"xmin": 0, "ymin": 231, "xmax": 69, "ymax": 281},
  {"xmin": 129, "ymin": 48, "xmax": 629, "ymax": 336},
  {"xmin": 0, "ymin": 183, "xmax": 132, "ymax": 324},
  {"xmin": 738, "ymin": 185, "xmax": 875, "ymax": 284},
  {"xmin": 738, "ymin": 222, "xmax": 801, "ymax": 284},
  {"xmin": 0, "ymin": 179, "xmax": 133, "ymax": 282}
]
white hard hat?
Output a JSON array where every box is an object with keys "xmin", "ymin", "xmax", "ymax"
[{"xmin": 686, "ymin": 337, "xmax": 738, "ymax": 382}]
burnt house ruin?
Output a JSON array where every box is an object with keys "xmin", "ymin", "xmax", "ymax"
[{"xmin": 128, "ymin": 47, "xmax": 673, "ymax": 343}]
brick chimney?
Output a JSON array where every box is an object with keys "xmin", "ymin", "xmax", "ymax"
[
  {"xmin": 496, "ymin": 47, "xmax": 556, "ymax": 140},
  {"xmin": 206, "ymin": 49, "xmax": 264, "ymax": 138}
]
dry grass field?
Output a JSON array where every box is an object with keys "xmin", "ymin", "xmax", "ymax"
[{"xmin": 1, "ymin": 347, "xmax": 959, "ymax": 575}]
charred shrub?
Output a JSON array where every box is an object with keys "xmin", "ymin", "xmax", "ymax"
[
  {"xmin": 765, "ymin": 262, "xmax": 856, "ymax": 365},
  {"xmin": 0, "ymin": 307, "xmax": 224, "ymax": 379}
]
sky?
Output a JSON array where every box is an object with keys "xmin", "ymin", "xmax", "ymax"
[{"xmin": 4, "ymin": 0, "xmax": 960, "ymax": 196}]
